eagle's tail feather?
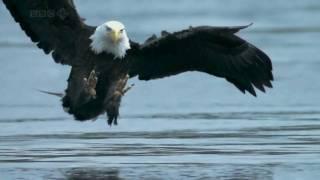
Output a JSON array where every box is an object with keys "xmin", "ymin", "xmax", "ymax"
[{"xmin": 37, "ymin": 89, "xmax": 65, "ymax": 98}]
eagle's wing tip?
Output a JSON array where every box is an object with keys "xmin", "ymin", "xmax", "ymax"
[{"xmin": 241, "ymin": 23, "xmax": 254, "ymax": 29}]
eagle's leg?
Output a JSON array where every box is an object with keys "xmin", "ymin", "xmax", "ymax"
[
  {"xmin": 106, "ymin": 90, "xmax": 122, "ymax": 126},
  {"xmin": 62, "ymin": 68, "xmax": 102, "ymax": 121},
  {"xmin": 105, "ymin": 74, "xmax": 133, "ymax": 126},
  {"xmin": 83, "ymin": 70, "xmax": 98, "ymax": 99}
]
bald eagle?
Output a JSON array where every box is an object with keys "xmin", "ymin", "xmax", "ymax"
[{"xmin": 3, "ymin": 0, "xmax": 273, "ymax": 126}]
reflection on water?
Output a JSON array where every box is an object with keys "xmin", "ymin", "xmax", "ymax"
[
  {"xmin": 65, "ymin": 168, "xmax": 122, "ymax": 180},
  {"xmin": 4, "ymin": 163, "xmax": 320, "ymax": 180},
  {"xmin": 63, "ymin": 165, "xmax": 274, "ymax": 180},
  {"xmin": 1, "ymin": 0, "xmax": 320, "ymax": 179}
]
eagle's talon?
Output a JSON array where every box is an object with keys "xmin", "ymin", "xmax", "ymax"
[
  {"xmin": 84, "ymin": 70, "xmax": 98, "ymax": 98},
  {"xmin": 118, "ymin": 74, "xmax": 133, "ymax": 95},
  {"xmin": 107, "ymin": 119, "xmax": 112, "ymax": 126},
  {"xmin": 114, "ymin": 117, "xmax": 118, "ymax": 125},
  {"xmin": 107, "ymin": 117, "xmax": 118, "ymax": 126},
  {"xmin": 122, "ymin": 83, "xmax": 135, "ymax": 95},
  {"xmin": 106, "ymin": 110, "xmax": 119, "ymax": 127}
]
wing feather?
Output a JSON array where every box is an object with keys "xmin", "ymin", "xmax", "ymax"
[
  {"xmin": 2, "ymin": 0, "xmax": 92, "ymax": 65},
  {"xmin": 128, "ymin": 24, "xmax": 273, "ymax": 96}
]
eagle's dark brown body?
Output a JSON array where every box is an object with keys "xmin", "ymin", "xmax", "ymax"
[
  {"xmin": 61, "ymin": 30, "xmax": 131, "ymax": 123},
  {"xmin": 3, "ymin": 0, "xmax": 274, "ymax": 126},
  {"xmin": 63, "ymin": 57, "xmax": 130, "ymax": 124}
]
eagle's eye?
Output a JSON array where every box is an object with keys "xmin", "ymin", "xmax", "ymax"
[
  {"xmin": 106, "ymin": 26, "xmax": 112, "ymax": 32},
  {"xmin": 120, "ymin": 29, "xmax": 124, "ymax": 33}
]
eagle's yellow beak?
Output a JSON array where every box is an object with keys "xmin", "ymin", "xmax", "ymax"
[{"xmin": 110, "ymin": 30, "xmax": 120, "ymax": 43}]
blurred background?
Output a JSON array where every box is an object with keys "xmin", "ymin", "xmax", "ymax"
[{"xmin": 1, "ymin": 0, "xmax": 320, "ymax": 179}]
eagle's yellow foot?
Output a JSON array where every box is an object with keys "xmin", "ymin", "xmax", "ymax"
[
  {"xmin": 118, "ymin": 74, "xmax": 134, "ymax": 95},
  {"xmin": 122, "ymin": 83, "xmax": 135, "ymax": 95},
  {"xmin": 83, "ymin": 70, "xmax": 98, "ymax": 99}
]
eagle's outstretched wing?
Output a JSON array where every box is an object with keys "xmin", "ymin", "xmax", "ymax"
[
  {"xmin": 2, "ymin": 0, "xmax": 92, "ymax": 65},
  {"xmin": 128, "ymin": 24, "xmax": 273, "ymax": 96}
]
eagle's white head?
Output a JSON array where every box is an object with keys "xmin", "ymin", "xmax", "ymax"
[{"xmin": 89, "ymin": 21, "xmax": 130, "ymax": 59}]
